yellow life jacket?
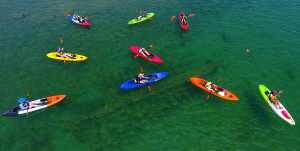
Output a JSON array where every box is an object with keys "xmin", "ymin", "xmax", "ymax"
[{"xmin": 206, "ymin": 82, "xmax": 212, "ymax": 87}]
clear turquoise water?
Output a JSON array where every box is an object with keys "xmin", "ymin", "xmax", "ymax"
[{"xmin": 1, "ymin": 0, "xmax": 300, "ymax": 150}]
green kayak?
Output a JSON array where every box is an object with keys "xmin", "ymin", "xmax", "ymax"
[
  {"xmin": 128, "ymin": 13, "xmax": 154, "ymax": 24},
  {"xmin": 258, "ymin": 85, "xmax": 295, "ymax": 125}
]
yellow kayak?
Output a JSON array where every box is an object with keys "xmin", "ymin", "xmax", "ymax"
[{"xmin": 47, "ymin": 52, "xmax": 87, "ymax": 61}]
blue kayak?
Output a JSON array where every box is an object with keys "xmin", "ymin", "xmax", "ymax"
[{"xmin": 119, "ymin": 72, "xmax": 168, "ymax": 89}]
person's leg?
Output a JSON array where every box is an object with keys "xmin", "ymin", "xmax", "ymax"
[
  {"xmin": 140, "ymin": 52, "xmax": 146, "ymax": 57},
  {"xmin": 140, "ymin": 80, "xmax": 148, "ymax": 84},
  {"xmin": 62, "ymin": 53, "xmax": 72, "ymax": 58},
  {"xmin": 29, "ymin": 104, "xmax": 41, "ymax": 109},
  {"xmin": 30, "ymin": 100, "xmax": 42, "ymax": 105},
  {"xmin": 276, "ymin": 100, "xmax": 282, "ymax": 108},
  {"xmin": 66, "ymin": 54, "xmax": 72, "ymax": 58}
]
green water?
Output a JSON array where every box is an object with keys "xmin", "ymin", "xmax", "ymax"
[{"xmin": 1, "ymin": 0, "xmax": 300, "ymax": 150}]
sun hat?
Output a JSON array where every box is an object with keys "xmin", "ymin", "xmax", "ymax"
[{"xmin": 18, "ymin": 98, "xmax": 26, "ymax": 103}]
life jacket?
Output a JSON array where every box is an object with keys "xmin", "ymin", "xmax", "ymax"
[
  {"xmin": 57, "ymin": 49, "xmax": 63, "ymax": 55},
  {"xmin": 270, "ymin": 91, "xmax": 277, "ymax": 100},
  {"xmin": 134, "ymin": 75, "xmax": 140, "ymax": 84},
  {"xmin": 205, "ymin": 82, "xmax": 212, "ymax": 88},
  {"xmin": 18, "ymin": 102, "xmax": 29, "ymax": 110}
]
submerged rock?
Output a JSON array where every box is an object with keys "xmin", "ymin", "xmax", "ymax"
[{"xmin": 12, "ymin": 12, "xmax": 29, "ymax": 19}]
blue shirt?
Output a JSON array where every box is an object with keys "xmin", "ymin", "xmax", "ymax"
[{"xmin": 142, "ymin": 12, "xmax": 148, "ymax": 17}]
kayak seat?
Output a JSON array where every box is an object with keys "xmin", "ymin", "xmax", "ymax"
[
  {"xmin": 218, "ymin": 87, "xmax": 224, "ymax": 92},
  {"xmin": 40, "ymin": 98, "xmax": 48, "ymax": 103}
]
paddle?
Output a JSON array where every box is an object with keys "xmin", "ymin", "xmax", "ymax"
[
  {"xmin": 278, "ymin": 89, "xmax": 284, "ymax": 97},
  {"xmin": 140, "ymin": 67, "xmax": 143, "ymax": 73},
  {"xmin": 65, "ymin": 14, "xmax": 89, "ymax": 19},
  {"xmin": 61, "ymin": 38, "xmax": 66, "ymax": 64},
  {"xmin": 140, "ymin": 67, "xmax": 151, "ymax": 91},
  {"xmin": 171, "ymin": 14, "xmax": 194, "ymax": 19},
  {"xmin": 134, "ymin": 9, "xmax": 153, "ymax": 20},
  {"xmin": 27, "ymin": 91, "xmax": 29, "ymax": 118},
  {"xmin": 61, "ymin": 37, "xmax": 63, "ymax": 48},
  {"xmin": 206, "ymin": 77, "xmax": 221, "ymax": 100},
  {"xmin": 134, "ymin": 44, "xmax": 154, "ymax": 58}
]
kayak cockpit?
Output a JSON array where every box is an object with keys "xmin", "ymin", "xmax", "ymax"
[{"xmin": 2, "ymin": 106, "xmax": 20, "ymax": 116}]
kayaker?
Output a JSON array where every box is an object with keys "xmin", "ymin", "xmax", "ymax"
[
  {"xmin": 140, "ymin": 10, "xmax": 149, "ymax": 19},
  {"xmin": 181, "ymin": 14, "xmax": 187, "ymax": 25},
  {"xmin": 56, "ymin": 47, "xmax": 64, "ymax": 56},
  {"xmin": 73, "ymin": 12, "xmax": 78, "ymax": 20},
  {"xmin": 18, "ymin": 98, "xmax": 29, "ymax": 110},
  {"xmin": 205, "ymin": 82, "xmax": 218, "ymax": 91},
  {"xmin": 138, "ymin": 47, "xmax": 150, "ymax": 57},
  {"xmin": 269, "ymin": 91, "xmax": 282, "ymax": 109},
  {"xmin": 56, "ymin": 47, "xmax": 75, "ymax": 58},
  {"xmin": 18, "ymin": 98, "xmax": 44, "ymax": 110},
  {"xmin": 134, "ymin": 73, "xmax": 149, "ymax": 84}
]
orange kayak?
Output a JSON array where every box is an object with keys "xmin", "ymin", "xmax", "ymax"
[{"xmin": 190, "ymin": 77, "xmax": 239, "ymax": 101}]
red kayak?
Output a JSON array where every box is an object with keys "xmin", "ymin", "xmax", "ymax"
[
  {"xmin": 179, "ymin": 12, "xmax": 188, "ymax": 30},
  {"xmin": 130, "ymin": 46, "xmax": 163, "ymax": 63}
]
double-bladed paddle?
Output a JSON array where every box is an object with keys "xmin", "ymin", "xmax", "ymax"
[
  {"xmin": 171, "ymin": 14, "xmax": 194, "ymax": 19},
  {"xmin": 65, "ymin": 14, "xmax": 89, "ymax": 20}
]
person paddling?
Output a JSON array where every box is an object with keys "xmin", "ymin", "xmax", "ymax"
[
  {"xmin": 268, "ymin": 91, "xmax": 282, "ymax": 109},
  {"xmin": 180, "ymin": 13, "xmax": 187, "ymax": 25},
  {"xmin": 205, "ymin": 82, "xmax": 226, "ymax": 96},
  {"xmin": 140, "ymin": 10, "xmax": 149, "ymax": 19},
  {"xmin": 56, "ymin": 47, "xmax": 75, "ymax": 58},
  {"xmin": 18, "ymin": 98, "xmax": 45, "ymax": 110},
  {"xmin": 138, "ymin": 47, "xmax": 150, "ymax": 57},
  {"xmin": 205, "ymin": 82, "xmax": 217, "ymax": 91},
  {"xmin": 134, "ymin": 73, "xmax": 149, "ymax": 84},
  {"xmin": 73, "ymin": 12, "xmax": 78, "ymax": 20}
]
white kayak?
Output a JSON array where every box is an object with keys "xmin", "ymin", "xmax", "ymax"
[
  {"xmin": 259, "ymin": 85, "xmax": 295, "ymax": 125},
  {"xmin": 3, "ymin": 95, "xmax": 66, "ymax": 116}
]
